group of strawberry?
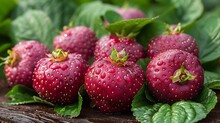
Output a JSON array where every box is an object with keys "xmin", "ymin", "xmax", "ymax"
[{"xmin": 2, "ymin": 7, "xmax": 204, "ymax": 114}]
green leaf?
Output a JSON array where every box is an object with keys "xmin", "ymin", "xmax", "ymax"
[
  {"xmin": 132, "ymin": 86, "xmax": 217, "ymax": 123},
  {"xmin": 136, "ymin": 20, "xmax": 167, "ymax": 46},
  {"xmin": 72, "ymin": 1, "xmax": 117, "ymax": 38},
  {"xmin": 131, "ymin": 86, "xmax": 162, "ymax": 123},
  {"xmin": 204, "ymin": 71, "xmax": 220, "ymax": 86},
  {"xmin": 10, "ymin": 10, "xmax": 55, "ymax": 49},
  {"xmin": 0, "ymin": 0, "xmax": 16, "ymax": 21},
  {"xmin": 195, "ymin": 87, "xmax": 217, "ymax": 113},
  {"xmin": 204, "ymin": 80, "xmax": 220, "ymax": 90},
  {"xmin": 11, "ymin": 0, "xmax": 76, "ymax": 29},
  {"xmin": 33, "ymin": 96, "xmax": 54, "ymax": 106},
  {"xmin": 170, "ymin": 0, "xmax": 204, "ymax": 25},
  {"xmin": 148, "ymin": 0, "xmax": 203, "ymax": 26},
  {"xmin": 137, "ymin": 58, "xmax": 150, "ymax": 72},
  {"xmin": 4, "ymin": 85, "xmax": 55, "ymax": 106},
  {"xmin": 104, "ymin": 10, "xmax": 123, "ymax": 24},
  {"xmin": 0, "ymin": 19, "xmax": 11, "ymax": 36},
  {"xmin": 185, "ymin": 13, "xmax": 220, "ymax": 63},
  {"xmin": 0, "ymin": 43, "xmax": 13, "ymax": 54},
  {"xmin": 105, "ymin": 17, "xmax": 157, "ymax": 38},
  {"xmin": 4, "ymin": 85, "xmax": 38, "ymax": 105},
  {"xmin": 54, "ymin": 92, "xmax": 83, "ymax": 118},
  {"xmin": 202, "ymin": 0, "xmax": 220, "ymax": 11},
  {"xmin": 131, "ymin": 85, "xmax": 149, "ymax": 109}
]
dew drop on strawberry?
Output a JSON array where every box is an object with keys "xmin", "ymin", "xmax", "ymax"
[
  {"xmin": 108, "ymin": 69, "xmax": 115, "ymax": 73},
  {"xmin": 85, "ymin": 58, "xmax": 145, "ymax": 113},
  {"xmin": 146, "ymin": 49, "xmax": 204, "ymax": 104},
  {"xmin": 4, "ymin": 40, "xmax": 49, "ymax": 87},
  {"xmin": 33, "ymin": 50, "xmax": 88, "ymax": 105},
  {"xmin": 100, "ymin": 72, "xmax": 106, "ymax": 79}
]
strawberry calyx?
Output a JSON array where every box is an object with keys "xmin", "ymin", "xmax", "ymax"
[
  {"xmin": 0, "ymin": 50, "xmax": 19, "ymax": 67},
  {"xmin": 109, "ymin": 48, "xmax": 128, "ymax": 66},
  {"xmin": 49, "ymin": 48, "xmax": 68, "ymax": 62},
  {"xmin": 170, "ymin": 64, "xmax": 195, "ymax": 84},
  {"xmin": 166, "ymin": 23, "xmax": 182, "ymax": 35}
]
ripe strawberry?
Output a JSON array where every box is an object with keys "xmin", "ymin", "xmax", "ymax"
[
  {"xmin": 33, "ymin": 49, "xmax": 88, "ymax": 105},
  {"xmin": 53, "ymin": 26, "xmax": 98, "ymax": 61},
  {"xmin": 146, "ymin": 49, "xmax": 204, "ymax": 104},
  {"xmin": 146, "ymin": 24, "xmax": 199, "ymax": 59},
  {"xmin": 94, "ymin": 35, "xmax": 145, "ymax": 62},
  {"xmin": 85, "ymin": 48, "xmax": 145, "ymax": 112},
  {"xmin": 115, "ymin": 8, "xmax": 145, "ymax": 20},
  {"xmin": 3, "ymin": 40, "xmax": 49, "ymax": 87}
]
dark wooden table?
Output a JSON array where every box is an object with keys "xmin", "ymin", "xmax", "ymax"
[{"xmin": 0, "ymin": 79, "xmax": 219, "ymax": 123}]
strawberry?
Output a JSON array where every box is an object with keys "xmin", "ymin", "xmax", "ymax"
[
  {"xmin": 146, "ymin": 24, "xmax": 199, "ymax": 59},
  {"xmin": 2, "ymin": 40, "xmax": 49, "ymax": 87},
  {"xmin": 115, "ymin": 8, "xmax": 145, "ymax": 20},
  {"xmin": 85, "ymin": 48, "xmax": 145, "ymax": 112},
  {"xmin": 146, "ymin": 49, "xmax": 204, "ymax": 104},
  {"xmin": 53, "ymin": 26, "xmax": 98, "ymax": 61},
  {"xmin": 94, "ymin": 35, "xmax": 145, "ymax": 62},
  {"xmin": 33, "ymin": 49, "xmax": 88, "ymax": 105}
]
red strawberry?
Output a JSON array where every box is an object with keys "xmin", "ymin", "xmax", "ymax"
[
  {"xmin": 33, "ymin": 49, "xmax": 88, "ymax": 105},
  {"xmin": 53, "ymin": 26, "xmax": 98, "ymax": 61},
  {"xmin": 146, "ymin": 24, "xmax": 199, "ymax": 59},
  {"xmin": 115, "ymin": 8, "xmax": 145, "ymax": 20},
  {"xmin": 85, "ymin": 48, "xmax": 145, "ymax": 112},
  {"xmin": 146, "ymin": 49, "xmax": 204, "ymax": 104},
  {"xmin": 94, "ymin": 35, "xmax": 145, "ymax": 62},
  {"xmin": 3, "ymin": 40, "xmax": 49, "ymax": 87}
]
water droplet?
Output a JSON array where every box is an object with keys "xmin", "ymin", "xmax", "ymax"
[
  {"xmin": 51, "ymin": 64, "xmax": 61, "ymax": 69},
  {"xmin": 95, "ymin": 69, "xmax": 101, "ymax": 74},
  {"xmin": 100, "ymin": 72, "xmax": 106, "ymax": 79},
  {"xmin": 108, "ymin": 69, "xmax": 115, "ymax": 73},
  {"xmin": 98, "ymin": 63, "xmax": 104, "ymax": 68},
  {"xmin": 124, "ymin": 76, "xmax": 131, "ymax": 83},
  {"xmin": 117, "ymin": 76, "xmax": 122, "ymax": 82},
  {"xmin": 61, "ymin": 64, "xmax": 68, "ymax": 70},
  {"xmin": 157, "ymin": 61, "xmax": 165, "ymax": 66},
  {"xmin": 26, "ymin": 45, "xmax": 33, "ymax": 49}
]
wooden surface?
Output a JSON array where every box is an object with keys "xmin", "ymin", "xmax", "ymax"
[{"xmin": 0, "ymin": 79, "xmax": 220, "ymax": 123}]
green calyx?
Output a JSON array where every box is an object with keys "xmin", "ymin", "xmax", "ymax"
[
  {"xmin": 121, "ymin": 2, "xmax": 130, "ymax": 9},
  {"xmin": 0, "ymin": 50, "xmax": 19, "ymax": 67},
  {"xmin": 166, "ymin": 23, "xmax": 182, "ymax": 35},
  {"xmin": 115, "ymin": 32, "xmax": 139, "ymax": 39},
  {"xmin": 109, "ymin": 48, "xmax": 128, "ymax": 66},
  {"xmin": 170, "ymin": 64, "xmax": 195, "ymax": 84},
  {"xmin": 50, "ymin": 48, "xmax": 68, "ymax": 62}
]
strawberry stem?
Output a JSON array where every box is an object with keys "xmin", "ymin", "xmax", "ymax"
[
  {"xmin": 109, "ymin": 48, "xmax": 128, "ymax": 66},
  {"xmin": 166, "ymin": 23, "xmax": 182, "ymax": 35},
  {"xmin": 0, "ymin": 50, "xmax": 19, "ymax": 67},
  {"xmin": 50, "ymin": 48, "xmax": 68, "ymax": 62},
  {"xmin": 170, "ymin": 64, "xmax": 195, "ymax": 84},
  {"xmin": 122, "ymin": 2, "xmax": 130, "ymax": 9}
]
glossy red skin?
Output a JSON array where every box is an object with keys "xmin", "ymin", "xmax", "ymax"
[
  {"xmin": 115, "ymin": 8, "xmax": 145, "ymax": 20},
  {"xmin": 53, "ymin": 26, "xmax": 97, "ymax": 61},
  {"xmin": 4, "ymin": 41, "xmax": 49, "ymax": 87},
  {"xmin": 33, "ymin": 53, "xmax": 88, "ymax": 105},
  {"xmin": 147, "ymin": 33, "xmax": 199, "ymax": 59},
  {"xmin": 146, "ymin": 49, "xmax": 204, "ymax": 104},
  {"xmin": 94, "ymin": 35, "xmax": 146, "ymax": 62},
  {"xmin": 85, "ymin": 59, "xmax": 145, "ymax": 112}
]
